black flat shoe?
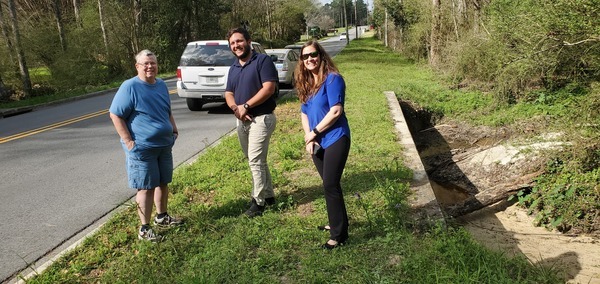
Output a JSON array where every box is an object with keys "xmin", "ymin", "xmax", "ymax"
[
  {"xmin": 321, "ymin": 240, "xmax": 345, "ymax": 250},
  {"xmin": 317, "ymin": 225, "xmax": 330, "ymax": 231}
]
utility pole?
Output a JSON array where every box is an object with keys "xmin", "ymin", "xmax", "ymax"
[
  {"xmin": 343, "ymin": 0, "xmax": 348, "ymax": 44},
  {"xmin": 366, "ymin": 0, "xmax": 369, "ymax": 28},
  {"xmin": 384, "ymin": 8, "xmax": 388, "ymax": 47},
  {"xmin": 354, "ymin": 0, "xmax": 358, "ymax": 39}
]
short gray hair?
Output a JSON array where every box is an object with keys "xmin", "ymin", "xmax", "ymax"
[{"xmin": 135, "ymin": 49, "xmax": 156, "ymax": 63}]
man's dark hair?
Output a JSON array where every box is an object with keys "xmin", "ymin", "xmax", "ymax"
[{"xmin": 226, "ymin": 27, "xmax": 251, "ymax": 41}]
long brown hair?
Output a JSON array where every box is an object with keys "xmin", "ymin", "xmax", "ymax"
[{"xmin": 294, "ymin": 40, "xmax": 339, "ymax": 103}]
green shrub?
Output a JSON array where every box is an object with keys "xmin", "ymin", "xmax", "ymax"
[{"xmin": 518, "ymin": 154, "xmax": 600, "ymax": 234}]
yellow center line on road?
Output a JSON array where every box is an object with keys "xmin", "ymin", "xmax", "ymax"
[
  {"xmin": 0, "ymin": 109, "xmax": 109, "ymax": 144},
  {"xmin": 1, "ymin": 88, "xmax": 176, "ymax": 144}
]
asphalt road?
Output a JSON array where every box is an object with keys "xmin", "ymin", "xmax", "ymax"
[
  {"xmin": 0, "ymin": 81, "xmax": 254, "ymax": 282},
  {"xmin": 0, "ymin": 29, "xmax": 357, "ymax": 283}
]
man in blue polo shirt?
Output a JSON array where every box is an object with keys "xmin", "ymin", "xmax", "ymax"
[{"xmin": 225, "ymin": 27, "xmax": 278, "ymax": 217}]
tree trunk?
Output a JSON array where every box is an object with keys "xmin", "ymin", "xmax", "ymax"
[
  {"xmin": 429, "ymin": 0, "xmax": 442, "ymax": 67},
  {"xmin": 132, "ymin": 0, "xmax": 141, "ymax": 53},
  {"xmin": 7, "ymin": 0, "xmax": 32, "ymax": 98},
  {"xmin": 444, "ymin": 171, "xmax": 543, "ymax": 217},
  {"xmin": 52, "ymin": 0, "xmax": 67, "ymax": 51},
  {"xmin": 98, "ymin": 0, "xmax": 109, "ymax": 58},
  {"xmin": 0, "ymin": 2, "xmax": 16, "ymax": 65},
  {"xmin": 472, "ymin": 0, "xmax": 485, "ymax": 34},
  {"xmin": 73, "ymin": 0, "xmax": 81, "ymax": 28},
  {"xmin": 451, "ymin": 0, "xmax": 459, "ymax": 40},
  {"xmin": 0, "ymin": 73, "xmax": 8, "ymax": 100}
]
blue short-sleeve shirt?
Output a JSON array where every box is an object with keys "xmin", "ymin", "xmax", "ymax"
[
  {"xmin": 226, "ymin": 51, "xmax": 278, "ymax": 115},
  {"xmin": 109, "ymin": 77, "xmax": 173, "ymax": 147},
  {"xmin": 301, "ymin": 73, "xmax": 351, "ymax": 148}
]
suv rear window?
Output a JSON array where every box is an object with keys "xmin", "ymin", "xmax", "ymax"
[
  {"xmin": 269, "ymin": 52, "xmax": 286, "ymax": 61},
  {"xmin": 178, "ymin": 45, "xmax": 234, "ymax": 67}
]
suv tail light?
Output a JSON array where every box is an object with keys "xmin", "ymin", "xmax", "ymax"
[
  {"xmin": 282, "ymin": 62, "xmax": 288, "ymax": 71},
  {"xmin": 177, "ymin": 67, "xmax": 182, "ymax": 81}
]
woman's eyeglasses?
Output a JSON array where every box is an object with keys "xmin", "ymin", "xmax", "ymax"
[{"xmin": 300, "ymin": 51, "xmax": 319, "ymax": 60}]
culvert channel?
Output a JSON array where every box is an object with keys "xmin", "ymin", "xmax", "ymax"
[{"xmin": 398, "ymin": 101, "xmax": 501, "ymax": 210}]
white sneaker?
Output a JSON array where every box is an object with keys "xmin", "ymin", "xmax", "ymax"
[
  {"xmin": 153, "ymin": 214, "xmax": 183, "ymax": 227},
  {"xmin": 138, "ymin": 228, "xmax": 161, "ymax": 242}
]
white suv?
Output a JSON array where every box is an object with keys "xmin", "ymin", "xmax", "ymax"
[{"xmin": 176, "ymin": 40, "xmax": 275, "ymax": 111}]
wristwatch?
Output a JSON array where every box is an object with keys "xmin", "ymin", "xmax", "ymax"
[{"xmin": 243, "ymin": 103, "xmax": 250, "ymax": 109}]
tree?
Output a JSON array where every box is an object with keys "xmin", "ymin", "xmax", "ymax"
[
  {"xmin": 429, "ymin": 0, "xmax": 441, "ymax": 67},
  {"xmin": 52, "ymin": 0, "xmax": 67, "ymax": 51},
  {"xmin": 73, "ymin": 0, "xmax": 81, "ymax": 28},
  {"xmin": 98, "ymin": 0, "xmax": 109, "ymax": 58},
  {"xmin": 0, "ymin": 0, "xmax": 15, "ymax": 65},
  {"xmin": 132, "ymin": 0, "xmax": 141, "ymax": 53},
  {"xmin": 0, "ymin": 73, "xmax": 8, "ymax": 101},
  {"xmin": 313, "ymin": 14, "xmax": 335, "ymax": 34},
  {"xmin": 7, "ymin": 0, "xmax": 31, "ymax": 98}
]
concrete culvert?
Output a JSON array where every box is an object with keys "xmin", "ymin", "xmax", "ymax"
[{"xmin": 399, "ymin": 100, "xmax": 556, "ymax": 217}]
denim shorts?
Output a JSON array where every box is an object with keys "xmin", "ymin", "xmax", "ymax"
[{"xmin": 121, "ymin": 142, "xmax": 173, "ymax": 190}]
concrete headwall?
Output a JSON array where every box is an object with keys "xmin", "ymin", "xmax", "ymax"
[{"xmin": 384, "ymin": 91, "xmax": 445, "ymax": 224}]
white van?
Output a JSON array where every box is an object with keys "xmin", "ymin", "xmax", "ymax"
[{"xmin": 176, "ymin": 40, "xmax": 275, "ymax": 111}]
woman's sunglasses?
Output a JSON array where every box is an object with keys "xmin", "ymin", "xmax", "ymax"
[{"xmin": 300, "ymin": 51, "xmax": 319, "ymax": 60}]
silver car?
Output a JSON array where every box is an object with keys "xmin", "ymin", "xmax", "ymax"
[
  {"xmin": 283, "ymin": 44, "xmax": 302, "ymax": 54},
  {"xmin": 265, "ymin": 48, "xmax": 299, "ymax": 87}
]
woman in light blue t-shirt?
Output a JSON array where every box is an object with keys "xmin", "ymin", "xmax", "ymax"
[{"xmin": 294, "ymin": 40, "xmax": 351, "ymax": 250}]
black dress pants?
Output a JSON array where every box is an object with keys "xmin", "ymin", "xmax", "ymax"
[{"xmin": 312, "ymin": 136, "xmax": 351, "ymax": 242}]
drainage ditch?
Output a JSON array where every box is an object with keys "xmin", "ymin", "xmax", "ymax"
[{"xmin": 399, "ymin": 100, "xmax": 542, "ymax": 217}]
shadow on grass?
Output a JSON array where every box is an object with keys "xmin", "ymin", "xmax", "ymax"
[{"xmin": 189, "ymin": 166, "xmax": 410, "ymax": 212}]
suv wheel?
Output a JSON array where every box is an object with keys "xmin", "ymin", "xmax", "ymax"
[{"xmin": 186, "ymin": 98, "xmax": 204, "ymax": 111}]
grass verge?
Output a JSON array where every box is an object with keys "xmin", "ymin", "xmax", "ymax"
[
  {"xmin": 24, "ymin": 37, "xmax": 564, "ymax": 283},
  {"xmin": 0, "ymin": 72, "xmax": 175, "ymax": 110}
]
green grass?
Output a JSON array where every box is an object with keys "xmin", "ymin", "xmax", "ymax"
[
  {"xmin": 23, "ymin": 37, "xmax": 564, "ymax": 283},
  {"xmin": 29, "ymin": 66, "xmax": 51, "ymax": 82}
]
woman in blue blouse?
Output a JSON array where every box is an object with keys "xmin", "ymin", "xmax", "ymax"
[{"xmin": 294, "ymin": 41, "xmax": 351, "ymax": 249}]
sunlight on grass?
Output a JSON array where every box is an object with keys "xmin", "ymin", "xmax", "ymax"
[{"xmin": 24, "ymin": 37, "xmax": 563, "ymax": 284}]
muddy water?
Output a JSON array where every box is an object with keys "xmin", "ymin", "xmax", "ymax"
[
  {"xmin": 399, "ymin": 101, "xmax": 492, "ymax": 210},
  {"xmin": 429, "ymin": 180, "xmax": 470, "ymax": 206}
]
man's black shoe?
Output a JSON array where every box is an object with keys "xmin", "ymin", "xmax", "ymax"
[
  {"xmin": 248, "ymin": 197, "xmax": 275, "ymax": 206},
  {"xmin": 245, "ymin": 199, "xmax": 265, "ymax": 218}
]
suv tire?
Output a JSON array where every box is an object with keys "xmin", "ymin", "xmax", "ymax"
[{"xmin": 186, "ymin": 98, "xmax": 204, "ymax": 111}]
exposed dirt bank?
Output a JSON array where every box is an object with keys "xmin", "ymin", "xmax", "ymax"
[{"xmin": 400, "ymin": 101, "xmax": 600, "ymax": 283}]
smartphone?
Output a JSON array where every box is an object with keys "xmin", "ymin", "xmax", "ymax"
[{"xmin": 313, "ymin": 144, "xmax": 324, "ymax": 155}]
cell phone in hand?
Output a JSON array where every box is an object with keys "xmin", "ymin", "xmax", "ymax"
[{"xmin": 313, "ymin": 143, "xmax": 324, "ymax": 155}]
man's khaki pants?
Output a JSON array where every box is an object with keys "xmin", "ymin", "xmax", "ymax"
[{"xmin": 237, "ymin": 113, "xmax": 276, "ymax": 206}]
